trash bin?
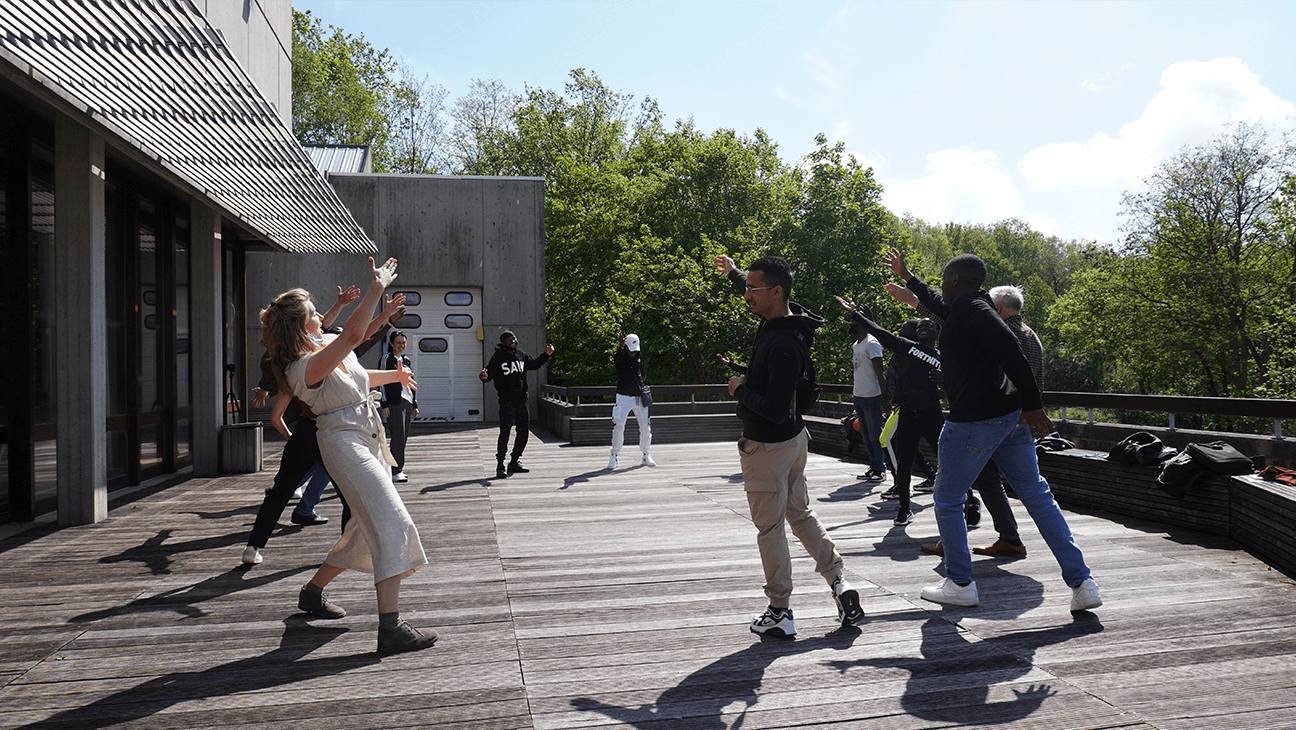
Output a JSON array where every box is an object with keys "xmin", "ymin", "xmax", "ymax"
[{"xmin": 220, "ymin": 422, "xmax": 263, "ymax": 474}]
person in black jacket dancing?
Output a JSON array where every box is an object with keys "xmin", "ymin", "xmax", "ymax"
[
  {"xmin": 480, "ymin": 330, "xmax": 554, "ymax": 479},
  {"xmin": 714, "ymin": 254, "xmax": 864, "ymax": 638},
  {"xmin": 838, "ymin": 303, "xmax": 943, "ymax": 528},
  {"xmin": 381, "ymin": 330, "xmax": 418, "ymax": 483}
]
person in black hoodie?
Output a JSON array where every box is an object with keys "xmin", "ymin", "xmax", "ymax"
[
  {"xmin": 882, "ymin": 249, "xmax": 1101, "ymax": 613},
  {"xmin": 608, "ymin": 332, "xmax": 654, "ymax": 470},
  {"xmin": 480, "ymin": 330, "xmax": 553, "ymax": 479},
  {"xmin": 714, "ymin": 254, "xmax": 864, "ymax": 639}
]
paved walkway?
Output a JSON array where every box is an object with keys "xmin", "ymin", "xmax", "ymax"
[{"xmin": 2, "ymin": 425, "xmax": 1295, "ymax": 729}]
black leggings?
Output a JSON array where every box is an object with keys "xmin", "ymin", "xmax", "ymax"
[
  {"xmin": 496, "ymin": 398, "xmax": 530, "ymax": 462},
  {"xmin": 890, "ymin": 408, "xmax": 945, "ymax": 512},
  {"xmin": 248, "ymin": 419, "xmax": 348, "ymax": 548}
]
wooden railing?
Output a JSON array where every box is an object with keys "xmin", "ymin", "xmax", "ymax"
[{"xmin": 542, "ymin": 384, "xmax": 1296, "ymax": 439}]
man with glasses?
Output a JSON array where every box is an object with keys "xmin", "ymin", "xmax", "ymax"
[{"xmin": 714, "ymin": 254, "xmax": 864, "ymax": 638}]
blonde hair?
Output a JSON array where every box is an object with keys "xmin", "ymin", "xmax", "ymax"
[{"xmin": 260, "ymin": 288, "xmax": 316, "ymax": 385}]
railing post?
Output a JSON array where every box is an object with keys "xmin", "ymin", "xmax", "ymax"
[
  {"xmin": 1087, "ymin": 408, "xmax": 1094, "ymax": 425},
  {"xmin": 1275, "ymin": 418, "xmax": 1284, "ymax": 440},
  {"xmin": 1167, "ymin": 413, "xmax": 1176, "ymax": 431},
  {"xmin": 1060, "ymin": 406, "xmax": 1068, "ymax": 422}
]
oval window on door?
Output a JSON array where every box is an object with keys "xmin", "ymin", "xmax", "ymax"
[
  {"xmin": 419, "ymin": 338, "xmax": 448, "ymax": 353},
  {"xmin": 445, "ymin": 314, "xmax": 473, "ymax": 329},
  {"xmin": 393, "ymin": 314, "xmax": 421, "ymax": 329},
  {"xmin": 445, "ymin": 291, "xmax": 473, "ymax": 306},
  {"xmin": 393, "ymin": 291, "xmax": 422, "ymax": 306}
]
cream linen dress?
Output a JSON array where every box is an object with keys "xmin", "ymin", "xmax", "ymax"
[{"xmin": 286, "ymin": 335, "xmax": 427, "ymax": 582}]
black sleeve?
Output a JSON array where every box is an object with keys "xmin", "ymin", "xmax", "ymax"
[
  {"xmin": 380, "ymin": 354, "xmax": 398, "ymax": 408},
  {"xmin": 726, "ymin": 268, "xmax": 748, "ymax": 297},
  {"xmin": 526, "ymin": 350, "xmax": 551, "ymax": 371},
  {"xmin": 734, "ymin": 343, "xmax": 801, "ymax": 424},
  {"xmin": 848, "ymin": 311, "xmax": 918, "ymax": 356},
  {"xmin": 907, "ymin": 277, "xmax": 952, "ymax": 322},
  {"xmin": 257, "ymin": 352, "xmax": 276, "ymax": 393}
]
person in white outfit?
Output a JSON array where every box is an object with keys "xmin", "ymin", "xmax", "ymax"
[{"xmin": 608, "ymin": 333, "xmax": 655, "ymax": 469}]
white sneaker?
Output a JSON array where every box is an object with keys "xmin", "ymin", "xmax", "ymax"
[
  {"xmin": 241, "ymin": 545, "xmax": 262, "ymax": 565},
  {"xmin": 642, "ymin": 454, "xmax": 657, "ymax": 467},
  {"xmin": 749, "ymin": 606, "xmax": 795, "ymax": 639},
  {"xmin": 831, "ymin": 577, "xmax": 865, "ymax": 626},
  {"xmin": 607, "ymin": 454, "xmax": 618, "ymax": 470},
  {"xmin": 921, "ymin": 577, "xmax": 978, "ymax": 606},
  {"xmin": 393, "ymin": 471, "xmax": 408, "ymax": 483},
  {"xmin": 1070, "ymin": 578, "xmax": 1103, "ymax": 611}
]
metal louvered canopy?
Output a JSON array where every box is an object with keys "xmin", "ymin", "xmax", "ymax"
[{"xmin": 0, "ymin": 0, "xmax": 376, "ymax": 254}]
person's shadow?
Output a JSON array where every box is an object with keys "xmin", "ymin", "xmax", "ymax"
[
  {"xmin": 18, "ymin": 618, "xmax": 380, "ymax": 729},
  {"xmin": 97, "ymin": 528, "xmax": 258, "ymax": 575},
  {"xmin": 828, "ymin": 613, "xmax": 1102, "ymax": 725},
  {"xmin": 69, "ymin": 564, "xmax": 312, "ymax": 623},
  {"xmin": 571, "ymin": 626, "xmax": 861, "ymax": 729}
]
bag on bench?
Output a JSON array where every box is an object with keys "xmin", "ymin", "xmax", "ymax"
[
  {"xmin": 1108, "ymin": 431, "xmax": 1177, "ymax": 467},
  {"xmin": 1185, "ymin": 441, "xmax": 1254, "ymax": 476}
]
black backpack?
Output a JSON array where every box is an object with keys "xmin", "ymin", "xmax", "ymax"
[{"xmin": 1107, "ymin": 431, "xmax": 1178, "ymax": 467}]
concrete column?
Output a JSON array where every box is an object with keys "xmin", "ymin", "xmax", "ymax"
[
  {"xmin": 190, "ymin": 202, "xmax": 222, "ymax": 476},
  {"xmin": 53, "ymin": 117, "xmax": 107, "ymax": 525}
]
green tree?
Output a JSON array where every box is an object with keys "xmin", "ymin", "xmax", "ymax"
[
  {"xmin": 291, "ymin": 10, "xmax": 394, "ymax": 164},
  {"xmin": 387, "ymin": 64, "xmax": 449, "ymax": 174}
]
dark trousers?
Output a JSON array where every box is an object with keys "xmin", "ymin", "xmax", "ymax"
[
  {"xmin": 388, "ymin": 399, "xmax": 414, "ymax": 475},
  {"xmin": 496, "ymin": 398, "xmax": 530, "ymax": 462},
  {"xmin": 248, "ymin": 419, "xmax": 348, "ymax": 548},
  {"xmin": 891, "ymin": 408, "xmax": 945, "ymax": 512}
]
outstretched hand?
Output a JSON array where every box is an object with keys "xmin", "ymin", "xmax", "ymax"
[
  {"xmin": 885, "ymin": 282, "xmax": 920, "ymax": 308},
  {"xmin": 335, "ymin": 284, "xmax": 361, "ymax": 307},
  {"xmin": 834, "ymin": 295, "xmax": 860, "ymax": 316},
  {"xmin": 545, "ymin": 343, "xmax": 555, "ymax": 356},
  {"xmin": 395, "ymin": 358, "xmax": 417, "ymax": 391},
  {"xmin": 714, "ymin": 255, "xmax": 735, "ymax": 276},
  {"xmin": 882, "ymin": 248, "xmax": 912, "ymax": 282},
  {"xmin": 381, "ymin": 293, "xmax": 406, "ymax": 321},
  {"xmin": 370, "ymin": 256, "xmax": 398, "ymax": 289}
]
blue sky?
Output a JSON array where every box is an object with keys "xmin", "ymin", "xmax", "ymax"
[{"xmin": 293, "ymin": 0, "xmax": 1296, "ymax": 245}]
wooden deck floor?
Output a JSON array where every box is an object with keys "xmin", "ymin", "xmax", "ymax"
[{"xmin": 2, "ymin": 425, "xmax": 1295, "ymax": 729}]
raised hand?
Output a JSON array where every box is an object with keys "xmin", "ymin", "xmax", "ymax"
[
  {"xmin": 714, "ymin": 255, "xmax": 735, "ymax": 275},
  {"xmin": 381, "ymin": 293, "xmax": 406, "ymax": 321},
  {"xmin": 370, "ymin": 256, "xmax": 398, "ymax": 289},
  {"xmin": 885, "ymin": 282, "xmax": 920, "ymax": 308},
  {"xmin": 834, "ymin": 295, "xmax": 859, "ymax": 315},
  {"xmin": 335, "ymin": 284, "xmax": 361, "ymax": 307},
  {"xmin": 882, "ymin": 248, "xmax": 912, "ymax": 281},
  {"xmin": 545, "ymin": 343, "xmax": 555, "ymax": 356}
]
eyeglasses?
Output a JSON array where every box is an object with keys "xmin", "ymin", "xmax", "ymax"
[{"xmin": 745, "ymin": 284, "xmax": 775, "ymax": 292}]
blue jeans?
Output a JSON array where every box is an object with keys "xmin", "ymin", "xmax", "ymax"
[
  {"xmin": 934, "ymin": 411, "xmax": 1091, "ymax": 587},
  {"xmin": 293, "ymin": 461, "xmax": 331, "ymax": 517},
  {"xmin": 854, "ymin": 395, "xmax": 886, "ymax": 472}
]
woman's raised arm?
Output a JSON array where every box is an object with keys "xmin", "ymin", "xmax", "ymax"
[{"xmin": 305, "ymin": 257, "xmax": 398, "ymax": 388}]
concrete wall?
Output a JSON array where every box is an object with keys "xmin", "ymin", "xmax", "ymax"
[
  {"xmin": 245, "ymin": 174, "xmax": 547, "ymax": 421},
  {"xmin": 197, "ymin": 0, "xmax": 293, "ymax": 127}
]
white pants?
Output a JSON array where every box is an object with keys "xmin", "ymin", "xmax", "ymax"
[{"xmin": 610, "ymin": 393, "xmax": 651, "ymax": 457}]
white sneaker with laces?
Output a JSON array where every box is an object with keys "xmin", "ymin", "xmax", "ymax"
[
  {"xmin": 1070, "ymin": 578, "xmax": 1103, "ymax": 611},
  {"xmin": 749, "ymin": 606, "xmax": 795, "ymax": 639},
  {"xmin": 393, "ymin": 471, "xmax": 408, "ymax": 483},
  {"xmin": 607, "ymin": 454, "xmax": 618, "ymax": 470},
  {"xmin": 241, "ymin": 545, "xmax": 262, "ymax": 565},
  {"xmin": 831, "ymin": 577, "xmax": 865, "ymax": 626},
  {"xmin": 642, "ymin": 454, "xmax": 657, "ymax": 467},
  {"xmin": 921, "ymin": 577, "xmax": 978, "ymax": 606}
]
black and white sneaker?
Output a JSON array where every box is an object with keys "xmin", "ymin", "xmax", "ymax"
[
  {"xmin": 831, "ymin": 577, "xmax": 865, "ymax": 626},
  {"xmin": 749, "ymin": 606, "xmax": 796, "ymax": 639},
  {"xmin": 858, "ymin": 469, "xmax": 886, "ymax": 482},
  {"xmin": 913, "ymin": 479, "xmax": 935, "ymax": 493},
  {"xmin": 880, "ymin": 487, "xmax": 901, "ymax": 500},
  {"xmin": 893, "ymin": 508, "xmax": 913, "ymax": 526}
]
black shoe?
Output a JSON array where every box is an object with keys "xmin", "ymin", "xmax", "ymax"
[
  {"xmin": 290, "ymin": 512, "xmax": 328, "ymax": 526},
  {"xmin": 298, "ymin": 586, "xmax": 346, "ymax": 619},
  {"xmin": 893, "ymin": 508, "xmax": 913, "ymax": 526},
  {"xmin": 377, "ymin": 619, "xmax": 438, "ymax": 655},
  {"xmin": 507, "ymin": 461, "xmax": 529, "ymax": 473},
  {"xmin": 965, "ymin": 494, "xmax": 982, "ymax": 527},
  {"xmin": 495, "ymin": 463, "xmax": 509, "ymax": 479}
]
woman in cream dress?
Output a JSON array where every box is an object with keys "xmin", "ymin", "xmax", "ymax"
[{"xmin": 261, "ymin": 256, "xmax": 435, "ymax": 655}]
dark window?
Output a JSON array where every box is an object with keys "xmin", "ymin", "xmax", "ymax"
[
  {"xmin": 445, "ymin": 314, "xmax": 473, "ymax": 329},
  {"xmin": 394, "ymin": 314, "xmax": 421, "ymax": 330},
  {"xmin": 419, "ymin": 338, "xmax": 448, "ymax": 353},
  {"xmin": 445, "ymin": 291, "xmax": 473, "ymax": 306},
  {"xmin": 394, "ymin": 291, "xmax": 421, "ymax": 306}
]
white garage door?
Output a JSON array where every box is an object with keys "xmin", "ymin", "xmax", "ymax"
[{"xmin": 384, "ymin": 287, "xmax": 484, "ymax": 422}]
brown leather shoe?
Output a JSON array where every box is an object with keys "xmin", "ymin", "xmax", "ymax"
[
  {"xmin": 973, "ymin": 539, "xmax": 1027, "ymax": 558},
  {"xmin": 919, "ymin": 540, "xmax": 944, "ymax": 556}
]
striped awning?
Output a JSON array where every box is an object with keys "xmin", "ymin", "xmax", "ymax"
[{"xmin": 0, "ymin": 0, "xmax": 375, "ymax": 254}]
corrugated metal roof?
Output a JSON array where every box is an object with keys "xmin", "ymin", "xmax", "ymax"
[
  {"xmin": 305, "ymin": 145, "xmax": 372, "ymax": 175},
  {"xmin": 0, "ymin": 0, "xmax": 375, "ymax": 254}
]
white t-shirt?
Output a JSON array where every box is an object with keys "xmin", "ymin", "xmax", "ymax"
[{"xmin": 852, "ymin": 336, "xmax": 883, "ymax": 398}]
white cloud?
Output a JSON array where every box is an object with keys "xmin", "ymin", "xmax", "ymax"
[
  {"xmin": 1021, "ymin": 58, "xmax": 1295, "ymax": 189},
  {"xmin": 883, "ymin": 149, "xmax": 1022, "ymax": 224},
  {"xmin": 1028, "ymin": 214, "xmax": 1059, "ymax": 235}
]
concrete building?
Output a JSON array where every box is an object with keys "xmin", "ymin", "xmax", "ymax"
[{"xmin": 0, "ymin": 0, "xmax": 374, "ymax": 525}]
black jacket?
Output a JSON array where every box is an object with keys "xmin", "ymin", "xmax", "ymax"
[
  {"xmin": 614, "ymin": 347, "xmax": 645, "ymax": 396},
  {"xmin": 850, "ymin": 312, "xmax": 942, "ymax": 412},
  {"xmin": 484, "ymin": 344, "xmax": 550, "ymax": 403},
  {"xmin": 381, "ymin": 353, "xmax": 417, "ymax": 410},
  {"xmin": 907, "ymin": 277, "xmax": 1042, "ymax": 422},
  {"xmin": 726, "ymin": 269, "xmax": 823, "ymax": 442}
]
